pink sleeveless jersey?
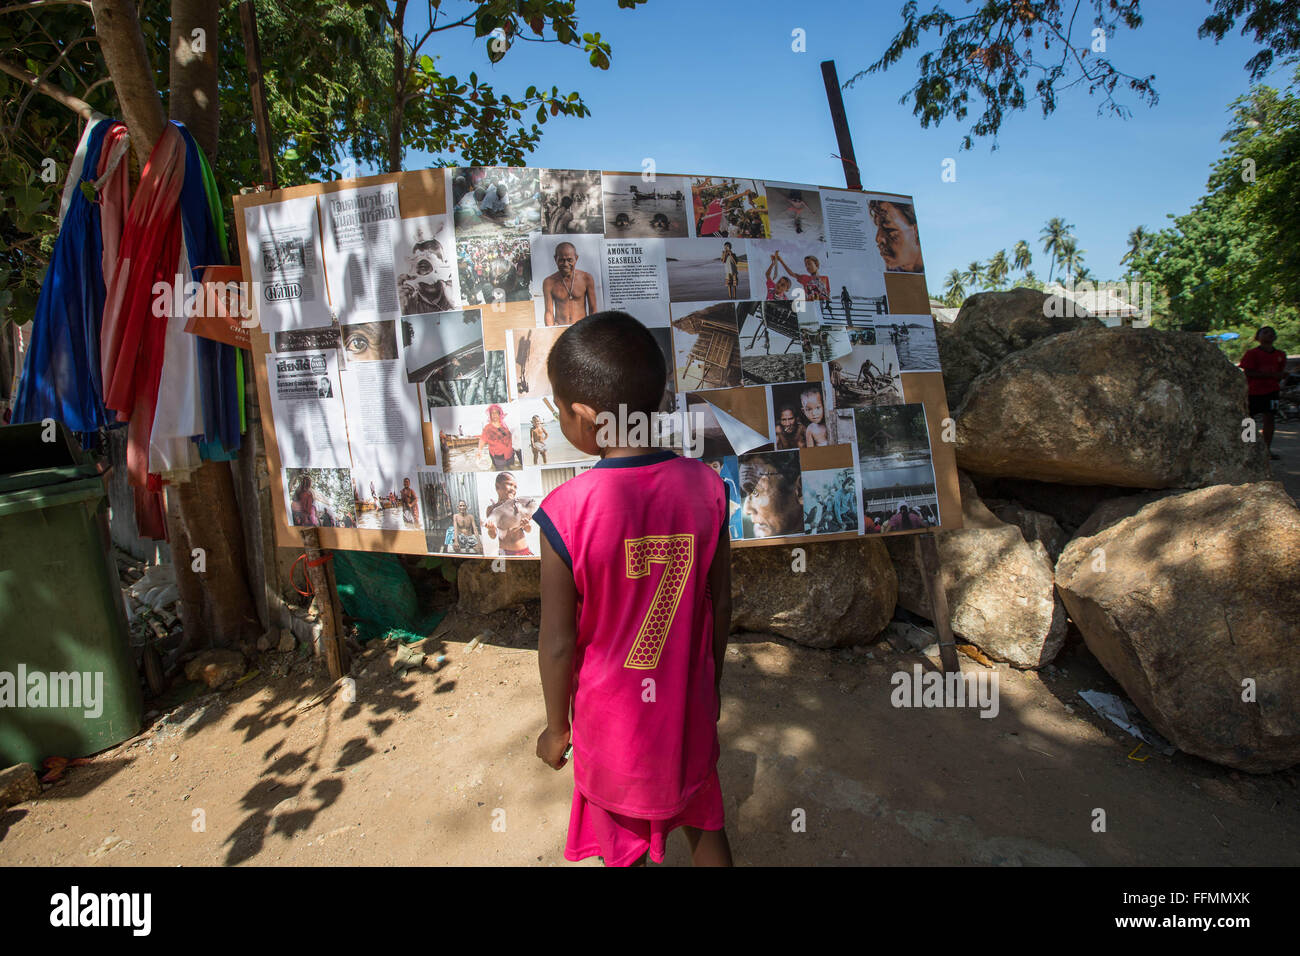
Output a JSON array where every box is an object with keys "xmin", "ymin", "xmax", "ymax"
[{"xmin": 535, "ymin": 451, "xmax": 727, "ymax": 818}]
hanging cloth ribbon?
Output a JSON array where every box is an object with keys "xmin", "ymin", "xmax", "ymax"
[
  {"xmin": 11, "ymin": 115, "xmax": 126, "ymax": 446},
  {"xmin": 174, "ymin": 123, "xmax": 242, "ymax": 457},
  {"xmin": 101, "ymin": 123, "xmax": 185, "ymax": 506}
]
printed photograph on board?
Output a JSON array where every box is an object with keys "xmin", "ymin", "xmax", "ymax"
[
  {"xmin": 419, "ymin": 469, "xmax": 483, "ymax": 555},
  {"xmin": 702, "ymin": 455, "xmax": 744, "ymax": 540},
  {"xmin": 284, "ymin": 467, "xmax": 356, "ymax": 528},
  {"xmin": 817, "ymin": 252, "xmax": 889, "ymax": 327},
  {"xmin": 748, "ymin": 237, "xmax": 832, "ymax": 303},
  {"xmin": 508, "ymin": 325, "xmax": 566, "ymax": 400},
  {"xmin": 737, "ymin": 449, "xmax": 803, "ymax": 539},
  {"xmin": 855, "ymin": 403, "xmax": 939, "ymax": 534},
  {"xmin": 602, "ymin": 173, "xmax": 691, "ymax": 238},
  {"xmin": 666, "ymin": 237, "xmax": 749, "ymax": 302},
  {"xmin": 689, "ymin": 176, "xmax": 768, "ymax": 238},
  {"xmin": 764, "ymin": 183, "xmax": 825, "ymax": 242},
  {"xmin": 394, "ymin": 213, "xmax": 459, "ymax": 315},
  {"xmin": 540, "ymin": 169, "xmax": 604, "ymax": 234},
  {"xmin": 738, "ymin": 300, "xmax": 804, "ymax": 386},
  {"xmin": 873, "ymin": 314, "xmax": 940, "ymax": 372},
  {"xmin": 478, "ymin": 468, "xmax": 542, "ymax": 557},
  {"xmin": 530, "ymin": 233, "xmax": 604, "ymax": 326},
  {"xmin": 340, "ymin": 319, "xmax": 399, "ymax": 364},
  {"xmin": 457, "ymin": 236, "xmax": 533, "ymax": 305},
  {"xmin": 432, "ymin": 403, "xmax": 523, "ymax": 473},
  {"xmin": 771, "ymin": 380, "xmax": 835, "ymax": 448},
  {"xmin": 866, "ymin": 195, "xmax": 925, "ymax": 274},
  {"xmin": 670, "ymin": 302, "xmax": 742, "ymax": 392},
  {"xmin": 352, "ymin": 470, "xmax": 423, "ymax": 531},
  {"xmin": 450, "ymin": 167, "xmax": 541, "ymax": 237},
  {"xmin": 402, "ymin": 309, "xmax": 507, "ymax": 413},
  {"xmin": 802, "ymin": 466, "xmax": 859, "ymax": 536},
  {"xmin": 516, "ymin": 396, "xmax": 596, "ymax": 466},
  {"xmin": 826, "ymin": 343, "xmax": 902, "ymax": 409}
]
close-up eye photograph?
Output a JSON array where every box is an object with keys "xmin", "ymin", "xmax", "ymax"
[{"xmin": 0, "ymin": 0, "xmax": 1294, "ymax": 936}]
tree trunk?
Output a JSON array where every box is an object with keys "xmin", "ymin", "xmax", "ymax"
[
  {"xmin": 90, "ymin": 0, "xmax": 165, "ymax": 166},
  {"xmin": 388, "ymin": 0, "xmax": 407, "ymax": 173},
  {"xmin": 166, "ymin": 0, "xmax": 262, "ymax": 648}
]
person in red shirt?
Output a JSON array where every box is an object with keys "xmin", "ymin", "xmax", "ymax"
[{"xmin": 1239, "ymin": 326, "xmax": 1288, "ymax": 460}]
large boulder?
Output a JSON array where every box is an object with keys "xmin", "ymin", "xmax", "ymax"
[
  {"xmin": 731, "ymin": 538, "xmax": 896, "ymax": 648},
  {"xmin": 1056, "ymin": 482, "xmax": 1300, "ymax": 772},
  {"xmin": 457, "ymin": 559, "xmax": 541, "ymax": 614},
  {"xmin": 989, "ymin": 501, "xmax": 1067, "ymax": 563},
  {"xmin": 955, "ymin": 327, "xmax": 1270, "ymax": 488},
  {"xmin": 885, "ymin": 473, "xmax": 1066, "ymax": 668},
  {"xmin": 937, "ymin": 288, "xmax": 1104, "ymax": 409}
]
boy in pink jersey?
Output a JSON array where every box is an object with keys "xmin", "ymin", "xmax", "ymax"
[{"xmin": 533, "ymin": 311, "xmax": 734, "ymax": 867}]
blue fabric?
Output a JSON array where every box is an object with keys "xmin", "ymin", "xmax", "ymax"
[
  {"xmin": 12, "ymin": 120, "xmax": 117, "ymax": 447},
  {"xmin": 174, "ymin": 122, "xmax": 240, "ymax": 457}
]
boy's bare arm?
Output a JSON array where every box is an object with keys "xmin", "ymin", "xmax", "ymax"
[
  {"xmin": 707, "ymin": 519, "xmax": 732, "ymax": 712},
  {"xmin": 537, "ymin": 535, "xmax": 577, "ymax": 768}
]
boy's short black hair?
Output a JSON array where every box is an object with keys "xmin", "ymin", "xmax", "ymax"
[{"xmin": 547, "ymin": 310, "xmax": 667, "ymax": 417}]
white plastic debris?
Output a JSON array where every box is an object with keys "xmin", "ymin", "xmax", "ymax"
[{"xmin": 1078, "ymin": 689, "xmax": 1176, "ymax": 755}]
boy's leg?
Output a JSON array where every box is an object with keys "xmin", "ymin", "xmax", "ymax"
[{"xmin": 682, "ymin": 826, "xmax": 733, "ymax": 867}]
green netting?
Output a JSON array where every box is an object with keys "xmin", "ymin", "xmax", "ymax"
[{"xmin": 333, "ymin": 550, "xmax": 446, "ymax": 644}]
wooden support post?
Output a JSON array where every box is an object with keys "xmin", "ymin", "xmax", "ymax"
[
  {"xmin": 820, "ymin": 60, "xmax": 862, "ymax": 191},
  {"xmin": 914, "ymin": 533, "xmax": 960, "ymax": 673},
  {"xmin": 822, "ymin": 58, "xmax": 960, "ymax": 673},
  {"xmin": 300, "ymin": 527, "xmax": 348, "ymax": 680}
]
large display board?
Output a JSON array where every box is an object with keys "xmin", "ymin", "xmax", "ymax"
[{"xmin": 234, "ymin": 167, "xmax": 961, "ymax": 558}]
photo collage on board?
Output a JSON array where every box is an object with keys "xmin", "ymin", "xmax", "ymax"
[{"xmin": 244, "ymin": 168, "xmax": 944, "ymax": 555}]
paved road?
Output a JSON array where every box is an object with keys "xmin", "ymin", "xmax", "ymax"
[{"xmin": 1268, "ymin": 421, "xmax": 1298, "ymax": 503}]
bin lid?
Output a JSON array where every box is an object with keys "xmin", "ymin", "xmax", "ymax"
[{"xmin": 0, "ymin": 422, "xmax": 101, "ymax": 494}]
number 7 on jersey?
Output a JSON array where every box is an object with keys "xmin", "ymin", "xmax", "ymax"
[{"xmin": 623, "ymin": 534, "xmax": 695, "ymax": 670}]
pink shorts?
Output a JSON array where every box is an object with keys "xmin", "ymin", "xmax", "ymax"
[{"xmin": 564, "ymin": 770, "xmax": 725, "ymax": 867}]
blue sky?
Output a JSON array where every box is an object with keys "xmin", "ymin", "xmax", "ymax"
[{"xmin": 405, "ymin": 0, "xmax": 1293, "ymax": 292}]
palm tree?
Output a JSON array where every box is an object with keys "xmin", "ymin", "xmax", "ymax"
[
  {"xmin": 962, "ymin": 260, "xmax": 985, "ymax": 290},
  {"xmin": 1120, "ymin": 226, "xmax": 1151, "ymax": 271},
  {"xmin": 986, "ymin": 249, "xmax": 1010, "ymax": 290},
  {"xmin": 1013, "ymin": 239, "xmax": 1032, "ymax": 273},
  {"xmin": 1040, "ymin": 217, "xmax": 1074, "ymax": 283},
  {"xmin": 1059, "ymin": 237, "xmax": 1085, "ymax": 283},
  {"xmin": 1074, "ymin": 265, "xmax": 1093, "ymax": 283},
  {"xmin": 942, "ymin": 269, "xmax": 965, "ymax": 307}
]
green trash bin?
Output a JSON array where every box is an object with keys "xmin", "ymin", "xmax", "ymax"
[{"xmin": 0, "ymin": 422, "xmax": 142, "ymax": 767}]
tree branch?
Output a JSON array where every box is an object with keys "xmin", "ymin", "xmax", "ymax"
[
  {"xmin": 0, "ymin": 55, "xmax": 93, "ymax": 118},
  {"xmin": 0, "ymin": 0, "xmax": 91, "ymax": 14}
]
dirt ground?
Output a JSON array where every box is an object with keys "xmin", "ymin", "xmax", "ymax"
[
  {"xmin": 3, "ymin": 423, "xmax": 1296, "ymax": 868},
  {"xmin": 2, "ymin": 608, "xmax": 1298, "ymax": 867}
]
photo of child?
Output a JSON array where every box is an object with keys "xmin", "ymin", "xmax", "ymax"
[
  {"xmin": 747, "ymin": 238, "xmax": 831, "ymax": 305},
  {"xmin": 765, "ymin": 184, "xmax": 825, "ymax": 242},
  {"xmin": 771, "ymin": 381, "xmax": 835, "ymax": 447},
  {"xmin": 665, "ymin": 238, "xmax": 749, "ymax": 302},
  {"xmin": 478, "ymin": 469, "xmax": 541, "ymax": 557}
]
